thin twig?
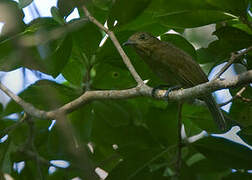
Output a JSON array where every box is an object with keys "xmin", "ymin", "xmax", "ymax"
[
  {"xmin": 175, "ymin": 103, "xmax": 183, "ymax": 177},
  {"xmin": 218, "ymin": 86, "xmax": 249, "ymax": 107},
  {"xmin": 0, "ymin": 113, "xmax": 27, "ymax": 138},
  {"xmin": 213, "ymin": 46, "xmax": 252, "ymax": 80},
  {"xmin": 82, "ymin": 5, "xmax": 143, "ymax": 84}
]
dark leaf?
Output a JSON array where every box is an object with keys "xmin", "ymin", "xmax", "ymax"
[
  {"xmin": 72, "ymin": 22, "xmax": 102, "ymax": 59},
  {"xmin": 108, "ymin": 0, "xmax": 151, "ymax": 28},
  {"xmin": 157, "ymin": 10, "xmax": 235, "ymax": 28},
  {"xmin": 208, "ymin": 27, "xmax": 252, "ymax": 60},
  {"xmin": 57, "ymin": 0, "xmax": 76, "ymax": 18},
  {"xmin": 145, "ymin": 104, "xmax": 179, "ymax": 146},
  {"xmin": 206, "ymin": 0, "xmax": 249, "ymax": 16},
  {"xmin": 192, "ymin": 136, "xmax": 252, "ymax": 169},
  {"xmin": 222, "ymin": 172, "xmax": 252, "ymax": 180},
  {"xmin": 229, "ymin": 100, "xmax": 252, "ymax": 127},
  {"xmin": 237, "ymin": 126, "xmax": 252, "ymax": 146}
]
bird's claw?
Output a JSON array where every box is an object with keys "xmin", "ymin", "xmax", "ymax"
[{"xmin": 152, "ymin": 85, "xmax": 181, "ymax": 100}]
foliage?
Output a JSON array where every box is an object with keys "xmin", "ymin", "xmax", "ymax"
[{"xmin": 0, "ymin": 0, "xmax": 252, "ymax": 179}]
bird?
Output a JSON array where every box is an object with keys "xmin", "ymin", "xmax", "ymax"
[{"xmin": 123, "ymin": 32, "xmax": 226, "ymax": 131}]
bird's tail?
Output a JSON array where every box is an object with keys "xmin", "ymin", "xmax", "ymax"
[{"xmin": 204, "ymin": 95, "xmax": 226, "ymax": 131}]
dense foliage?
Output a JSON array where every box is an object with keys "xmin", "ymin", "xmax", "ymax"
[{"xmin": 0, "ymin": 0, "xmax": 252, "ymax": 179}]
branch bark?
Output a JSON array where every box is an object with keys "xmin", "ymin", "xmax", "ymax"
[
  {"xmin": 0, "ymin": 70, "xmax": 251, "ymax": 120},
  {"xmin": 213, "ymin": 46, "xmax": 252, "ymax": 80}
]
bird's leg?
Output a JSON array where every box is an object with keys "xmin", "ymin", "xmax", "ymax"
[
  {"xmin": 164, "ymin": 85, "xmax": 182, "ymax": 100},
  {"xmin": 152, "ymin": 85, "xmax": 181, "ymax": 99}
]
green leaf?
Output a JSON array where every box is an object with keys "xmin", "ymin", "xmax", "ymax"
[
  {"xmin": 192, "ymin": 136, "xmax": 252, "ymax": 169},
  {"xmin": 92, "ymin": 100, "xmax": 132, "ymax": 127},
  {"xmin": 145, "ymin": 104, "xmax": 179, "ymax": 146},
  {"xmin": 237, "ymin": 126, "xmax": 252, "ymax": 146},
  {"xmin": 45, "ymin": 34, "xmax": 73, "ymax": 77},
  {"xmin": 229, "ymin": 100, "xmax": 252, "ymax": 127},
  {"xmin": 68, "ymin": 105, "xmax": 94, "ymax": 142},
  {"xmin": 182, "ymin": 104, "xmax": 220, "ymax": 133},
  {"xmin": 51, "ymin": 6, "xmax": 65, "ymax": 25},
  {"xmin": 0, "ymin": 140, "xmax": 13, "ymax": 174},
  {"xmin": 206, "ymin": 0, "xmax": 249, "ymax": 16},
  {"xmin": 0, "ymin": 17, "xmax": 72, "ymax": 76},
  {"xmin": 157, "ymin": 10, "xmax": 235, "ymax": 29},
  {"xmin": 106, "ymin": 147, "xmax": 165, "ymax": 180},
  {"xmin": 108, "ymin": 0, "xmax": 151, "ymax": 28},
  {"xmin": 189, "ymin": 158, "xmax": 228, "ymax": 173},
  {"xmin": 196, "ymin": 48, "xmax": 218, "ymax": 64},
  {"xmin": 161, "ymin": 34, "xmax": 197, "ymax": 60},
  {"xmin": 18, "ymin": 0, "xmax": 33, "ymax": 8},
  {"xmin": 150, "ymin": 0, "xmax": 212, "ymax": 15},
  {"xmin": 92, "ymin": 108, "xmax": 157, "ymax": 149},
  {"xmin": 9, "ymin": 123, "xmax": 29, "ymax": 146},
  {"xmin": 4, "ymin": 80, "xmax": 81, "ymax": 116},
  {"xmin": 92, "ymin": 63, "xmax": 135, "ymax": 89},
  {"xmin": 222, "ymin": 172, "xmax": 252, "ymax": 180},
  {"xmin": 72, "ymin": 21, "xmax": 102, "ymax": 60},
  {"xmin": 208, "ymin": 27, "xmax": 252, "ymax": 60},
  {"xmin": 57, "ymin": 0, "xmax": 76, "ymax": 17},
  {"xmin": 62, "ymin": 47, "xmax": 86, "ymax": 87}
]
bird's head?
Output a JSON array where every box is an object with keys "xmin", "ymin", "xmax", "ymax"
[{"xmin": 123, "ymin": 32, "xmax": 159, "ymax": 52}]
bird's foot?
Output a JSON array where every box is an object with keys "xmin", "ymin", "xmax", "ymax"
[
  {"xmin": 152, "ymin": 85, "xmax": 181, "ymax": 99},
  {"xmin": 164, "ymin": 85, "xmax": 182, "ymax": 100}
]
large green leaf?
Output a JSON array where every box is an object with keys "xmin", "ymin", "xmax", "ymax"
[
  {"xmin": 237, "ymin": 126, "xmax": 252, "ymax": 146},
  {"xmin": 222, "ymin": 172, "xmax": 252, "ymax": 180},
  {"xmin": 182, "ymin": 104, "xmax": 220, "ymax": 133},
  {"xmin": 91, "ymin": 106, "xmax": 157, "ymax": 148},
  {"xmin": 72, "ymin": 21, "xmax": 102, "ymax": 60},
  {"xmin": 157, "ymin": 10, "xmax": 235, "ymax": 29},
  {"xmin": 108, "ymin": 0, "xmax": 151, "ymax": 28},
  {"xmin": 68, "ymin": 105, "xmax": 93, "ymax": 143},
  {"xmin": 229, "ymin": 100, "xmax": 252, "ymax": 127},
  {"xmin": 206, "ymin": 0, "xmax": 249, "ymax": 16},
  {"xmin": 106, "ymin": 147, "xmax": 166, "ymax": 180},
  {"xmin": 62, "ymin": 46, "xmax": 87, "ymax": 87},
  {"xmin": 57, "ymin": 0, "xmax": 76, "ymax": 17},
  {"xmin": 92, "ymin": 63, "xmax": 135, "ymax": 89},
  {"xmin": 192, "ymin": 136, "xmax": 252, "ymax": 169},
  {"xmin": 145, "ymin": 104, "xmax": 179, "ymax": 146},
  {"xmin": 0, "ymin": 18, "xmax": 72, "ymax": 76},
  {"xmin": 113, "ymin": 6, "xmax": 168, "ymax": 35},
  {"xmin": 150, "ymin": 0, "xmax": 213, "ymax": 15},
  {"xmin": 208, "ymin": 27, "xmax": 252, "ymax": 60}
]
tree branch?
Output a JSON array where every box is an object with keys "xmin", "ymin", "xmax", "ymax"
[
  {"xmin": 213, "ymin": 46, "xmax": 252, "ymax": 80},
  {"xmin": 81, "ymin": 5, "xmax": 143, "ymax": 85},
  {"xmin": 0, "ymin": 70, "xmax": 251, "ymax": 120},
  {"xmin": 218, "ymin": 86, "xmax": 249, "ymax": 107}
]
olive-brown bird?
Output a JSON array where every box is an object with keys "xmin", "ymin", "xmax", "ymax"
[{"xmin": 123, "ymin": 32, "xmax": 226, "ymax": 131}]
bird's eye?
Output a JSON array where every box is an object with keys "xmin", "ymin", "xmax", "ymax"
[{"xmin": 139, "ymin": 34, "xmax": 146, "ymax": 40}]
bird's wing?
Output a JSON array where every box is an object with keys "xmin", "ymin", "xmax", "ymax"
[{"xmin": 160, "ymin": 42, "xmax": 209, "ymax": 87}]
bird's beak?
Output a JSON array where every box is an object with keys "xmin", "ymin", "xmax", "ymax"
[{"xmin": 123, "ymin": 40, "xmax": 136, "ymax": 46}]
